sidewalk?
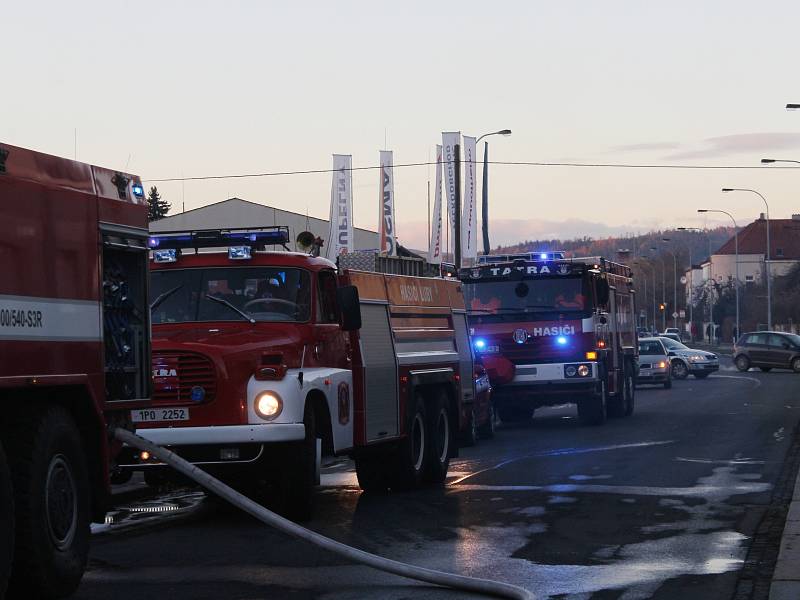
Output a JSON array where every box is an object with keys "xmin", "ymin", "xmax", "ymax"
[{"xmin": 770, "ymin": 469, "xmax": 800, "ymax": 599}]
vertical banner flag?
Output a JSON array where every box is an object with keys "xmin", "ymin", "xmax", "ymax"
[
  {"xmin": 429, "ymin": 145, "xmax": 444, "ymax": 264},
  {"xmin": 461, "ymin": 135, "xmax": 477, "ymax": 260},
  {"xmin": 442, "ymin": 132, "xmax": 461, "ymax": 254},
  {"xmin": 378, "ymin": 150, "xmax": 397, "ymax": 255},
  {"xmin": 326, "ymin": 154, "xmax": 354, "ymax": 260}
]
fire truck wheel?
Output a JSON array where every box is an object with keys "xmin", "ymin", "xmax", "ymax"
[
  {"xmin": 461, "ymin": 409, "xmax": 478, "ymax": 447},
  {"xmin": 671, "ymin": 359, "xmax": 689, "ymax": 379},
  {"xmin": 623, "ymin": 368, "xmax": 635, "ymax": 417},
  {"xmin": 3, "ymin": 406, "xmax": 90, "ymax": 599},
  {"xmin": 355, "ymin": 454, "xmax": 389, "ymax": 493},
  {"xmin": 0, "ymin": 441, "xmax": 13, "ymax": 599},
  {"xmin": 578, "ymin": 378, "xmax": 607, "ymax": 426},
  {"xmin": 424, "ymin": 390, "xmax": 452, "ymax": 485},
  {"xmin": 477, "ymin": 402, "xmax": 496, "ymax": 439},
  {"xmin": 390, "ymin": 393, "xmax": 428, "ymax": 490},
  {"xmin": 278, "ymin": 403, "xmax": 317, "ymax": 521}
]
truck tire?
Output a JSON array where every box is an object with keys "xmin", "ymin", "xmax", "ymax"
[
  {"xmin": 477, "ymin": 401, "xmax": 496, "ymax": 439},
  {"xmin": 278, "ymin": 403, "xmax": 317, "ymax": 521},
  {"xmin": 389, "ymin": 392, "xmax": 428, "ymax": 490},
  {"xmin": 578, "ymin": 377, "xmax": 607, "ymax": 426},
  {"xmin": 3, "ymin": 406, "xmax": 90, "ymax": 599},
  {"xmin": 424, "ymin": 389, "xmax": 452, "ymax": 485},
  {"xmin": 0, "ymin": 441, "xmax": 13, "ymax": 600},
  {"xmin": 623, "ymin": 367, "xmax": 635, "ymax": 416}
]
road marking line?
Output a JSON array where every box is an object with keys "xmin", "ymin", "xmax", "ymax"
[
  {"xmin": 449, "ymin": 440, "xmax": 676, "ymax": 485},
  {"xmin": 708, "ymin": 374, "xmax": 762, "ymax": 388}
]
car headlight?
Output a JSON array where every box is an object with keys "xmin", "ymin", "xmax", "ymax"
[
  {"xmin": 688, "ymin": 354, "xmax": 705, "ymax": 362},
  {"xmin": 254, "ymin": 391, "xmax": 283, "ymax": 420}
]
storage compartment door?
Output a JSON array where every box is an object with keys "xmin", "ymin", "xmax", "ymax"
[
  {"xmin": 358, "ymin": 303, "xmax": 398, "ymax": 442},
  {"xmin": 452, "ymin": 312, "xmax": 475, "ymax": 407}
]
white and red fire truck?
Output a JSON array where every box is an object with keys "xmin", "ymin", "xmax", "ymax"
[
  {"xmin": 460, "ymin": 252, "xmax": 638, "ymax": 425},
  {"xmin": 0, "ymin": 143, "xmax": 151, "ymax": 598},
  {"xmin": 120, "ymin": 229, "xmax": 484, "ymax": 519}
]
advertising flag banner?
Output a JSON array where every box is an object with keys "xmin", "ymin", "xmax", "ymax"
[
  {"xmin": 461, "ymin": 135, "xmax": 477, "ymax": 259},
  {"xmin": 326, "ymin": 154, "xmax": 353, "ymax": 259},
  {"xmin": 379, "ymin": 150, "xmax": 396, "ymax": 256},
  {"xmin": 429, "ymin": 145, "xmax": 444, "ymax": 264},
  {"xmin": 442, "ymin": 132, "xmax": 461, "ymax": 251}
]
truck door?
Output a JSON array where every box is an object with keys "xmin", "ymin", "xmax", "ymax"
[{"xmin": 314, "ymin": 270, "xmax": 349, "ymax": 370}]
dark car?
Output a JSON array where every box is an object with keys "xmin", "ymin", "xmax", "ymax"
[{"xmin": 733, "ymin": 331, "xmax": 800, "ymax": 373}]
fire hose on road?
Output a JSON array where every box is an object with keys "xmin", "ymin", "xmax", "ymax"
[{"xmin": 113, "ymin": 428, "xmax": 535, "ymax": 600}]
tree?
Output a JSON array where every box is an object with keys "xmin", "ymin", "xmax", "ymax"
[{"xmin": 147, "ymin": 186, "xmax": 171, "ymax": 221}]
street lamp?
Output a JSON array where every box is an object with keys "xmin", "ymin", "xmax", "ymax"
[
  {"xmin": 698, "ymin": 209, "xmax": 739, "ymax": 342},
  {"xmin": 633, "ymin": 260, "xmax": 653, "ymax": 331},
  {"xmin": 661, "ymin": 238, "xmax": 679, "ymax": 329},
  {"xmin": 476, "ymin": 129, "xmax": 512, "ymax": 255},
  {"xmin": 649, "ymin": 245, "xmax": 667, "ymax": 331},
  {"xmin": 722, "ymin": 187, "xmax": 771, "ymax": 330}
]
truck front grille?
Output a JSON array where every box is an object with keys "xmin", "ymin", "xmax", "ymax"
[{"xmin": 152, "ymin": 351, "xmax": 217, "ymax": 406}]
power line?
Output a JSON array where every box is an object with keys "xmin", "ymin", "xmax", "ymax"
[{"xmin": 143, "ymin": 160, "xmax": 800, "ymax": 183}]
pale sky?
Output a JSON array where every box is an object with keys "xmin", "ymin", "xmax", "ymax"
[{"xmin": 3, "ymin": 1, "xmax": 800, "ymax": 249}]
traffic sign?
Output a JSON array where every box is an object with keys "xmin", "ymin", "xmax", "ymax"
[{"xmin": 672, "ymin": 311, "xmax": 678, "ymax": 318}]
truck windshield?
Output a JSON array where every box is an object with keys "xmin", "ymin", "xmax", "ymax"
[
  {"xmin": 464, "ymin": 277, "xmax": 587, "ymax": 319},
  {"xmin": 151, "ymin": 267, "xmax": 311, "ymax": 324}
]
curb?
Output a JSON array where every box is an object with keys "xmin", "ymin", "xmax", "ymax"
[{"xmin": 770, "ymin": 448, "xmax": 800, "ymax": 598}]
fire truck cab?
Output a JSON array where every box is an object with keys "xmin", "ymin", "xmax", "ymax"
[
  {"xmin": 461, "ymin": 253, "xmax": 638, "ymax": 426},
  {"xmin": 0, "ymin": 143, "xmax": 151, "ymax": 598},
  {"xmin": 122, "ymin": 228, "xmax": 477, "ymax": 519}
]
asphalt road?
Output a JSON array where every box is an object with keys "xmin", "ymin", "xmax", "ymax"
[{"xmin": 78, "ymin": 360, "xmax": 800, "ymax": 600}]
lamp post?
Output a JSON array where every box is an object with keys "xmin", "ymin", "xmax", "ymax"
[
  {"xmin": 650, "ymin": 246, "xmax": 666, "ymax": 331},
  {"xmin": 633, "ymin": 260, "xmax": 651, "ymax": 330},
  {"xmin": 661, "ymin": 239, "xmax": 679, "ymax": 329},
  {"xmin": 677, "ymin": 227, "xmax": 704, "ymax": 340},
  {"xmin": 723, "ymin": 187, "xmax": 771, "ymax": 330},
  {"xmin": 699, "ymin": 209, "xmax": 739, "ymax": 342},
  {"xmin": 476, "ymin": 129, "xmax": 512, "ymax": 255}
]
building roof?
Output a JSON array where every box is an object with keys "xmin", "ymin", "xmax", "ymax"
[
  {"xmin": 715, "ymin": 217, "xmax": 800, "ymax": 259},
  {"xmin": 149, "ymin": 197, "xmax": 379, "ymax": 253}
]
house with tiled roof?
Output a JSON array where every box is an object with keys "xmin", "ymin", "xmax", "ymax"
[{"xmin": 689, "ymin": 214, "xmax": 800, "ymax": 290}]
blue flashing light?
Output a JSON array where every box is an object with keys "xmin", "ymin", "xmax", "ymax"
[
  {"xmin": 473, "ymin": 338, "xmax": 487, "ymax": 351},
  {"xmin": 132, "ymin": 184, "xmax": 145, "ymax": 198},
  {"xmin": 148, "ymin": 237, "xmax": 159, "ymax": 248},
  {"xmin": 556, "ymin": 336, "xmax": 568, "ymax": 346},
  {"xmin": 540, "ymin": 253, "xmax": 548, "ymax": 260}
]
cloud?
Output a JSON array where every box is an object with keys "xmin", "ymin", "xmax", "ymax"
[
  {"xmin": 664, "ymin": 132, "xmax": 800, "ymax": 160},
  {"xmin": 610, "ymin": 142, "xmax": 681, "ymax": 153}
]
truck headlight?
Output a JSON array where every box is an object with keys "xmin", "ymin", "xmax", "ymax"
[
  {"xmin": 577, "ymin": 364, "xmax": 590, "ymax": 377},
  {"xmin": 254, "ymin": 391, "xmax": 283, "ymax": 420}
]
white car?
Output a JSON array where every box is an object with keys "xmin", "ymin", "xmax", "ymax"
[
  {"xmin": 636, "ymin": 337, "xmax": 672, "ymax": 389},
  {"xmin": 658, "ymin": 336, "xmax": 720, "ymax": 380}
]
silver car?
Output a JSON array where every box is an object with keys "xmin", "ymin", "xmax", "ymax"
[
  {"xmin": 636, "ymin": 337, "xmax": 672, "ymax": 389},
  {"xmin": 659, "ymin": 336, "xmax": 720, "ymax": 379}
]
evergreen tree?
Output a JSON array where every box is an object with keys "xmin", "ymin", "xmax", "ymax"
[{"xmin": 147, "ymin": 186, "xmax": 171, "ymax": 221}]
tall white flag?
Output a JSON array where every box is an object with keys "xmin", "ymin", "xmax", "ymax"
[
  {"xmin": 461, "ymin": 135, "xmax": 477, "ymax": 260},
  {"xmin": 378, "ymin": 150, "xmax": 397, "ymax": 256},
  {"xmin": 326, "ymin": 154, "xmax": 354, "ymax": 260},
  {"xmin": 441, "ymin": 132, "xmax": 461, "ymax": 254},
  {"xmin": 429, "ymin": 145, "xmax": 443, "ymax": 264}
]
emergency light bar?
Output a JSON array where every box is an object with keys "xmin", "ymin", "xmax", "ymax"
[
  {"xmin": 147, "ymin": 226, "xmax": 290, "ymax": 251},
  {"xmin": 476, "ymin": 251, "xmax": 565, "ymax": 264}
]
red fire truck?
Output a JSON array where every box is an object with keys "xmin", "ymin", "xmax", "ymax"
[
  {"xmin": 460, "ymin": 252, "xmax": 638, "ymax": 425},
  {"xmin": 120, "ymin": 229, "xmax": 481, "ymax": 519},
  {"xmin": 0, "ymin": 143, "xmax": 151, "ymax": 598}
]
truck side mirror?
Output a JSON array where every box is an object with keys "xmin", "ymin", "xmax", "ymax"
[
  {"xmin": 596, "ymin": 279, "xmax": 610, "ymax": 306},
  {"xmin": 336, "ymin": 285, "xmax": 362, "ymax": 331}
]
